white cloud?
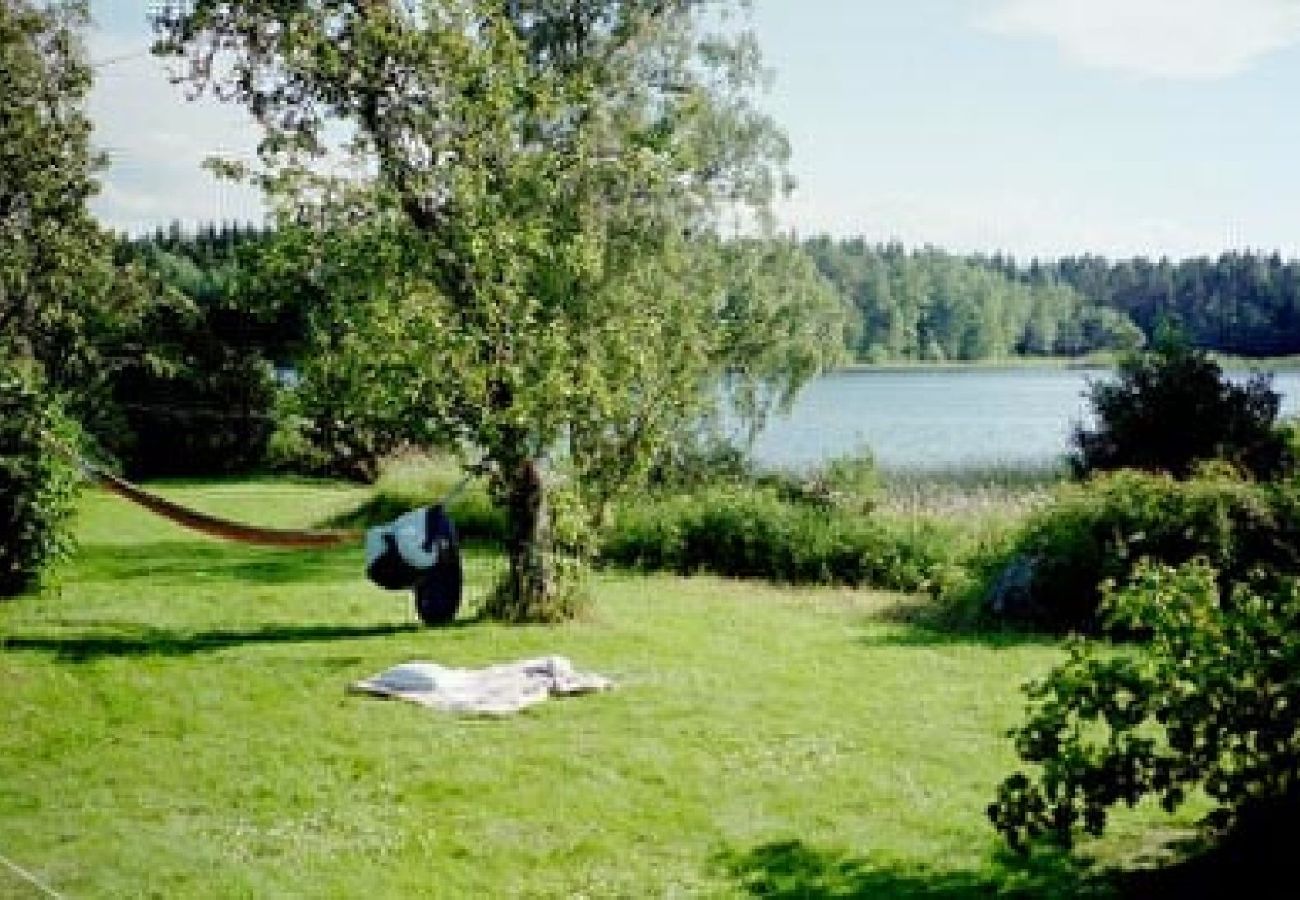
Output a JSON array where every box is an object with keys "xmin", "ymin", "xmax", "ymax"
[
  {"xmin": 86, "ymin": 32, "xmax": 266, "ymax": 233},
  {"xmin": 978, "ymin": 0, "xmax": 1300, "ymax": 79}
]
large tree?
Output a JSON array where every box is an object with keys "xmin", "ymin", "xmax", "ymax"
[
  {"xmin": 1, "ymin": 0, "xmax": 138, "ymax": 595},
  {"xmin": 153, "ymin": 0, "xmax": 845, "ymax": 620}
]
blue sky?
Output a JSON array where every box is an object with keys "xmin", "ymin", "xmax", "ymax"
[{"xmin": 86, "ymin": 0, "xmax": 1300, "ymax": 258}]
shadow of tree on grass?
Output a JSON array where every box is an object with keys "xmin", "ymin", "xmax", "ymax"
[
  {"xmin": 0, "ymin": 621, "xmax": 425, "ymax": 662},
  {"xmin": 719, "ymin": 825, "xmax": 1300, "ymax": 900},
  {"xmin": 716, "ymin": 840, "xmax": 1111, "ymax": 899},
  {"xmin": 854, "ymin": 595, "xmax": 1062, "ymax": 650},
  {"xmin": 1112, "ymin": 796, "xmax": 1300, "ymax": 900}
]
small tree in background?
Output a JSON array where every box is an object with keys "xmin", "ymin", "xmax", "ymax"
[{"xmin": 1072, "ymin": 333, "xmax": 1290, "ymax": 481}]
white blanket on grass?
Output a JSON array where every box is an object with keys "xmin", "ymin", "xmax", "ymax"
[{"xmin": 350, "ymin": 656, "xmax": 613, "ymax": 716}]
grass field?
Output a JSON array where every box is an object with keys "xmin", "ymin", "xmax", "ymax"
[{"xmin": 0, "ymin": 481, "xmax": 1201, "ymax": 898}]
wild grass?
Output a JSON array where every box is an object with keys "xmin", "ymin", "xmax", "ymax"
[
  {"xmin": 0, "ymin": 479, "xmax": 1206, "ymax": 897},
  {"xmin": 875, "ymin": 460, "xmax": 1065, "ymax": 549},
  {"xmin": 602, "ymin": 485, "xmax": 953, "ymax": 594}
]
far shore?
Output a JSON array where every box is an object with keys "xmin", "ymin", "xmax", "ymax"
[{"xmin": 834, "ymin": 352, "xmax": 1300, "ymax": 374}]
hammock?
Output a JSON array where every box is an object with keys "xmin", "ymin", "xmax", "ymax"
[
  {"xmin": 93, "ymin": 467, "xmax": 361, "ymax": 548},
  {"xmin": 41, "ymin": 431, "xmax": 361, "ymax": 549}
]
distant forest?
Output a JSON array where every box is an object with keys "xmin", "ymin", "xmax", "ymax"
[
  {"xmin": 99, "ymin": 223, "xmax": 1300, "ymax": 479},
  {"xmin": 806, "ymin": 237, "xmax": 1300, "ymax": 362},
  {"xmin": 123, "ymin": 224, "xmax": 1300, "ymax": 373}
]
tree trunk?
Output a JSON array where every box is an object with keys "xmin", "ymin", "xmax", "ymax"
[{"xmin": 493, "ymin": 457, "xmax": 559, "ymax": 621}]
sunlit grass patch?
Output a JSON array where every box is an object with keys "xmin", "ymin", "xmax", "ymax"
[{"xmin": 0, "ymin": 480, "xmax": 1202, "ymax": 897}]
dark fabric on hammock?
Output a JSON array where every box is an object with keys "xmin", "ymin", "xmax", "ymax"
[
  {"xmin": 364, "ymin": 504, "xmax": 463, "ymax": 625},
  {"xmin": 415, "ymin": 506, "xmax": 462, "ymax": 625}
]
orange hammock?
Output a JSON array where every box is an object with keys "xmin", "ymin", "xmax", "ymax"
[{"xmin": 42, "ymin": 432, "xmax": 360, "ymax": 549}]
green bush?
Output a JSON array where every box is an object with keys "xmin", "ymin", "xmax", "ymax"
[
  {"xmin": 646, "ymin": 435, "xmax": 880, "ymax": 518},
  {"xmin": 986, "ymin": 468, "xmax": 1299, "ymax": 632},
  {"xmin": 0, "ymin": 365, "xmax": 83, "ymax": 597},
  {"xmin": 1072, "ymin": 337, "xmax": 1291, "ymax": 480},
  {"xmin": 645, "ymin": 429, "xmax": 754, "ymax": 492},
  {"xmin": 601, "ymin": 485, "xmax": 951, "ymax": 593},
  {"xmin": 753, "ymin": 450, "xmax": 880, "ymax": 516},
  {"xmin": 990, "ymin": 560, "xmax": 1300, "ymax": 852},
  {"xmin": 818, "ymin": 451, "xmax": 881, "ymax": 507}
]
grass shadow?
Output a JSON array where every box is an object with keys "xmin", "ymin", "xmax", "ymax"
[
  {"xmin": 1111, "ymin": 796, "xmax": 1300, "ymax": 899},
  {"xmin": 721, "ymin": 817, "xmax": 1300, "ymax": 899},
  {"xmin": 0, "ymin": 621, "xmax": 428, "ymax": 662},
  {"xmin": 861, "ymin": 624, "xmax": 1061, "ymax": 650},
  {"xmin": 70, "ymin": 541, "xmax": 362, "ymax": 587},
  {"xmin": 859, "ymin": 596, "xmax": 1061, "ymax": 649},
  {"xmin": 716, "ymin": 840, "xmax": 1109, "ymax": 898}
]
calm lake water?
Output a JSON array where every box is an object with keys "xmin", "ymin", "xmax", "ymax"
[{"xmin": 752, "ymin": 367, "xmax": 1300, "ymax": 470}]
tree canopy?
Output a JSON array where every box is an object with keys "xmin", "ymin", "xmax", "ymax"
[{"xmin": 153, "ymin": 0, "xmax": 845, "ymax": 618}]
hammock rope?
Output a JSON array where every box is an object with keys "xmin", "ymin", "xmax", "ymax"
[
  {"xmin": 39, "ymin": 431, "xmax": 488, "ymax": 550},
  {"xmin": 39, "ymin": 430, "xmax": 360, "ymax": 548},
  {"xmin": 94, "ymin": 467, "xmax": 362, "ymax": 548}
]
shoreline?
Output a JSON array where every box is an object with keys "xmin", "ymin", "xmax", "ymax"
[
  {"xmin": 832, "ymin": 356, "xmax": 1112, "ymax": 374},
  {"xmin": 832, "ymin": 352, "xmax": 1300, "ymax": 374}
]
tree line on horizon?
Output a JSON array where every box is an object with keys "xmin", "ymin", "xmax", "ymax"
[
  {"xmin": 1010, "ymin": 250, "xmax": 1300, "ymax": 357},
  {"xmin": 124, "ymin": 227, "xmax": 1300, "ymax": 371},
  {"xmin": 806, "ymin": 237, "xmax": 1300, "ymax": 362}
]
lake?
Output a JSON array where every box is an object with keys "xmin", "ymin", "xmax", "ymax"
[{"xmin": 752, "ymin": 366, "xmax": 1300, "ymax": 470}]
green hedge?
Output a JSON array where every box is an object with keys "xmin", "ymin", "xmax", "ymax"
[{"xmin": 601, "ymin": 486, "xmax": 951, "ymax": 593}]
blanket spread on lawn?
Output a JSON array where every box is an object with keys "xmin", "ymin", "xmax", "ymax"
[{"xmin": 350, "ymin": 655, "xmax": 613, "ymax": 715}]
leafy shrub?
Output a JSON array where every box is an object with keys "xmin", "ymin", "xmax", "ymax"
[
  {"xmin": 987, "ymin": 468, "xmax": 1300, "ymax": 632},
  {"xmin": 0, "ymin": 365, "xmax": 82, "ymax": 596},
  {"xmin": 990, "ymin": 560, "xmax": 1300, "ymax": 852},
  {"xmin": 818, "ymin": 451, "xmax": 880, "ymax": 502},
  {"xmin": 1072, "ymin": 338, "xmax": 1290, "ymax": 480},
  {"xmin": 754, "ymin": 450, "xmax": 880, "ymax": 516},
  {"xmin": 601, "ymin": 485, "xmax": 951, "ymax": 593},
  {"xmin": 645, "ymin": 429, "xmax": 755, "ymax": 492}
]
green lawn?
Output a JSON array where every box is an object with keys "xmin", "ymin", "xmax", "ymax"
[{"xmin": 1, "ymin": 481, "xmax": 1197, "ymax": 897}]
